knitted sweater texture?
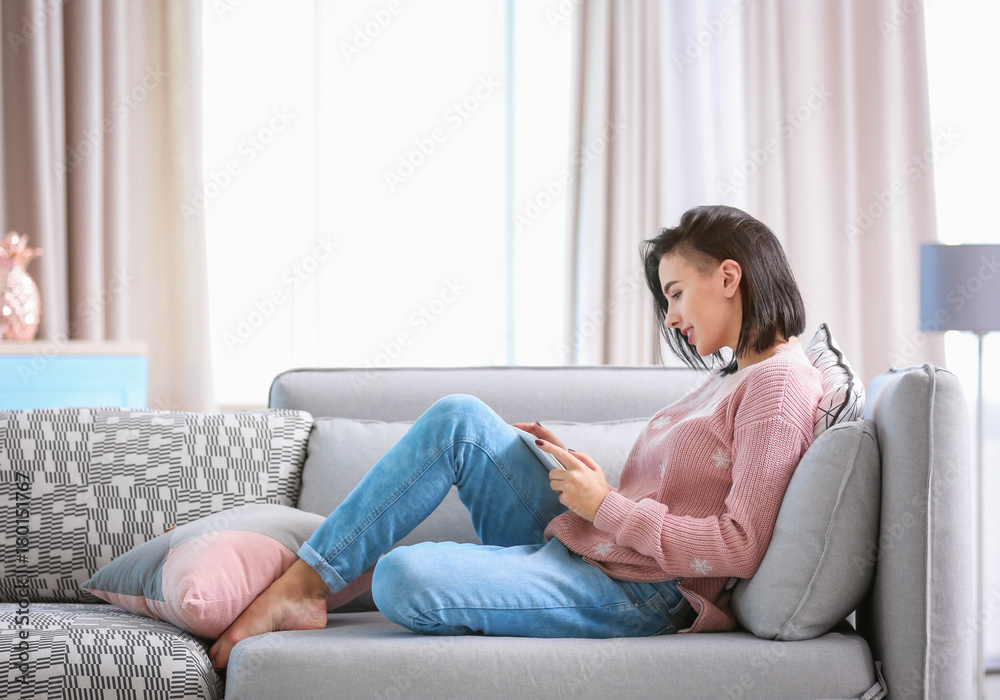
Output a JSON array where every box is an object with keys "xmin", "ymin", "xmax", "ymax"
[{"xmin": 544, "ymin": 341, "xmax": 823, "ymax": 633}]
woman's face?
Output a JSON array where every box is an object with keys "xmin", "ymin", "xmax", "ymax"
[{"xmin": 658, "ymin": 252, "xmax": 742, "ymax": 357}]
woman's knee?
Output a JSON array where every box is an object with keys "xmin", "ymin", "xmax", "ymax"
[
  {"xmin": 373, "ymin": 545, "xmax": 472, "ymax": 635},
  {"xmin": 371, "ymin": 546, "xmax": 425, "ymax": 626},
  {"xmin": 424, "ymin": 394, "xmax": 493, "ymax": 425}
]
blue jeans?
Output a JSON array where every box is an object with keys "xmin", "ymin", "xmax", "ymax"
[{"xmin": 297, "ymin": 394, "xmax": 696, "ymax": 638}]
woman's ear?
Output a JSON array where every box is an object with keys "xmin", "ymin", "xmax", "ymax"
[{"xmin": 720, "ymin": 260, "xmax": 741, "ymax": 299}]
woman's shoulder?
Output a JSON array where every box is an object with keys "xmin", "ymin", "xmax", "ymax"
[{"xmin": 732, "ymin": 342, "xmax": 822, "ymax": 425}]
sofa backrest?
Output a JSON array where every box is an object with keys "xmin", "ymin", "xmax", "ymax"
[
  {"xmin": 270, "ymin": 365, "xmax": 702, "ymax": 552},
  {"xmin": 268, "ymin": 366, "xmax": 703, "ymax": 423}
]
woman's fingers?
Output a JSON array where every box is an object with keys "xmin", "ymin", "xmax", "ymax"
[
  {"xmin": 541, "ymin": 442, "xmax": 603, "ymax": 477},
  {"xmin": 535, "ymin": 439, "xmax": 579, "ymax": 471},
  {"xmin": 539, "ymin": 442, "xmax": 610, "ymax": 523},
  {"xmin": 567, "ymin": 449, "xmax": 601, "ymax": 473},
  {"xmin": 514, "ymin": 421, "xmax": 566, "ymax": 450}
]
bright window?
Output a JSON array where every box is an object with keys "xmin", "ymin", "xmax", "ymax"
[
  {"xmin": 203, "ymin": 0, "xmax": 571, "ymax": 408},
  {"xmin": 924, "ymin": 0, "xmax": 1000, "ymax": 665}
]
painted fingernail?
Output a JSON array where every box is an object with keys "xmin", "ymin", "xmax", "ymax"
[
  {"xmin": 535, "ymin": 421, "xmax": 543, "ymax": 427},
  {"xmin": 535, "ymin": 439, "xmax": 544, "ymax": 447},
  {"xmin": 568, "ymin": 448, "xmax": 576, "ymax": 453}
]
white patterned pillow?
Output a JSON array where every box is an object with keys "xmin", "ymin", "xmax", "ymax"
[
  {"xmin": 0, "ymin": 407, "xmax": 313, "ymax": 604},
  {"xmin": 804, "ymin": 323, "xmax": 865, "ymax": 438}
]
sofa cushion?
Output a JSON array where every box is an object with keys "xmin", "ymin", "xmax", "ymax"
[
  {"xmin": 805, "ymin": 323, "xmax": 866, "ymax": 438},
  {"xmin": 0, "ymin": 603, "xmax": 221, "ymax": 699},
  {"xmin": 0, "ymin": 408, "xmax": 312, "ymax": 604},
  {"xmin": 81, "ymin": 504, "xmax": 325, "ymax": 639},
  {"xmin": 298, "ymin": 416, "xmax": 646, "ymax": 541},
  {"xmin": 299, "ymin": 416, "xmax": 646, "ymax": 612},
  {"xmin": 730, "ymin": 419, "xmax": 880, "ymax": 640},
  {"xmin": 225, "ymin": 611, "xmax": 882, "ymax": 700}
]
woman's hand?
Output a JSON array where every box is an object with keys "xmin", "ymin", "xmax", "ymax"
[
  {"xmin": 535, "ymin": 440, "xmax": 612, "ymax": 523},
  {"xmin": 512, "ymin": 421, "xmax": 566, "ymax": 450}
]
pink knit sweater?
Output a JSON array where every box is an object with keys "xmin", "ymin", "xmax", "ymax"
[{"xmin": 544, "ymin": 341, "xmax": 823, "ymax": 633}]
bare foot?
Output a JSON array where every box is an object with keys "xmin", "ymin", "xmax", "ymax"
[{"xmin": 209, "ymin": 558, "xmax": 329, "ymax": 670}]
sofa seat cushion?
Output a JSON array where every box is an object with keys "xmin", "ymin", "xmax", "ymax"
[
  {"xmin": 0, "ymin": 603, "xmax": 221, "ymax": 700},
  {"xmin": 225, "ymin": 612, "xmax": 881, "ymax": 700}
]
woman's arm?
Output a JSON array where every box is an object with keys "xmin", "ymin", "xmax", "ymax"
[{"xmin": 592, "ymin": 414, "xmax": 812, "ymax": 579}]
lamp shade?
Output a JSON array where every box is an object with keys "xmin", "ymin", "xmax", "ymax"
[{"xmin": 920, "ymin": 244, "xmax": 1000, "ymax": 333}]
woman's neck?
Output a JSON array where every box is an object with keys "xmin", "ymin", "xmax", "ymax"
[{"xmin": 736, "ymin": 335, "xmax": 796, "ymax": 371}]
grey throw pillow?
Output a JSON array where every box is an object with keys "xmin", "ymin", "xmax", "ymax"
[
  {"xmin": 730, "ymin": 419, "xmax": 880, "ymax": 640},
  {"xmin": 298, "ymin": 415, "xmax": 646, "ymax": 535},
  {"xmin": 297, "ymin": 414, "xmax": 647, "ymax": 612}
]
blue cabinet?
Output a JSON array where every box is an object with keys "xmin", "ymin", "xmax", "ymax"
[{"xmin": 0, "ymin": 341, "xmax": 147, "ymax": 409}]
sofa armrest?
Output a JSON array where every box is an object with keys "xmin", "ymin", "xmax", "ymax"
[{"xmin": 856, "ymin": 364, "xmax": 974, "ymax": 698}]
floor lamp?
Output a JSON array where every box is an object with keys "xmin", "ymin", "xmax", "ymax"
[{"xmin": 921, "ymin": 244, "xmax": 1000, "ymax": 699}]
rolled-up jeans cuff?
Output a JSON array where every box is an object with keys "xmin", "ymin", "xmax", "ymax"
[{"xmin": 297, "ymin": 541, "xmax": 348, "ymax": 594}]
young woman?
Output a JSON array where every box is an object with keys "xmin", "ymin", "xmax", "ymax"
[{"xmin": 209, "ymin": 204, "xmax": 823, "ymax": 669}]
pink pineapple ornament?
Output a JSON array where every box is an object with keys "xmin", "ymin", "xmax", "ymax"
[{"xmin": 0, "ymin": 231, "xmax": 43, "ymax": 340}]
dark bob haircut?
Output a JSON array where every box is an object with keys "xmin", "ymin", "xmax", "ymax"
[{"xmin": 640, "ymin": 205, "xmax": 806, "ymax": 375}]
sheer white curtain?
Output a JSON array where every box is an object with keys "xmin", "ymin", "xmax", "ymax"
[
  {"xmin": 0, "ymin": 0, "xmax": 212, "ymax": 411},
  {"xmin": 202, "ymin": 1, "xmax": 575, "ymax": 407},
  {"xmin": 566, "ymin": 0, "xmax": 944, "ymax": 380}
]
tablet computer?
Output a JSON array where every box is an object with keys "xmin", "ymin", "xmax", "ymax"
[{"xmin": 513, "ymin": 427, "xmax": 566, "ymax": 470}]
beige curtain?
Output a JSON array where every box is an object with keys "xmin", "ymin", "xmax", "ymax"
[
  {"xmin": 565, "ymin": 0, "xmax": 945, "ymax": 382},
  {"xmin": 565, "ymin": 0, "xmax": 662, "ymax": 366},
  {"xmin": 741, "ymin": 0, "xmax": 944, "ymax": 382},
  {"xmin": 0, "ymin": 0, "xmax": 212, "ymax": 411}
]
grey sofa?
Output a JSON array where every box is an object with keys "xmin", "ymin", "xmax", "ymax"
[
  {"xmin": 0, "ymin": 362, "xmax": 975, "ymax": 699},
  {"xmin": 221, "ymin": 362, "xmax": 971, "ymax": 700}
]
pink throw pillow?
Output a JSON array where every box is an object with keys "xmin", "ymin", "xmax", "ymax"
[{"xmin": 81, "ymin": 504, "xmax": 357, "ymax": 639}]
